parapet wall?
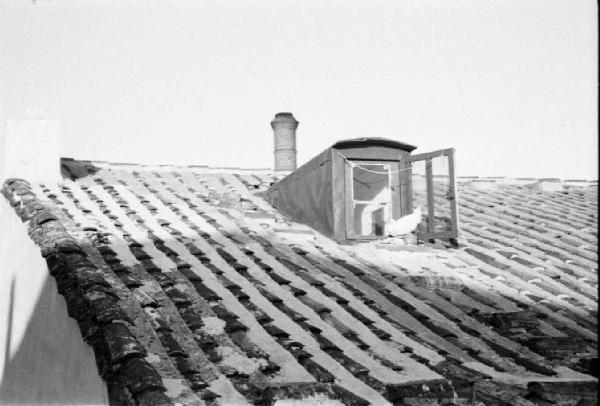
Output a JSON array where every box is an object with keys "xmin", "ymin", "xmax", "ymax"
[
  {"xmin": 0, "ymin": 194, "xmax": 108, "ymax": 405},
  {"xmin": 0, "ymin": 178, "xmax": 172, "ymax": 405}
]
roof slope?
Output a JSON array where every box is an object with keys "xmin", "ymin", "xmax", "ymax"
[{"xmin": 1, "ymin": 159, "xmax": 597, "ymax": 405}]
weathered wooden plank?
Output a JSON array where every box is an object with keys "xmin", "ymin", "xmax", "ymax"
[
  {"xmin": 416, "ymin": 230, "xmax": 458, "ymax": 240},
  {"xmin": 344, "ymin": 160, "xmax": 355, "ymax": 239},
  {"xmin": 425, "ymin": 159, "xmax": 435, "ymax": 237},
  {"xmin": 408, "ymin": 148, "xmax": 454, "ymax": 162},
  {"xmin": 447, "ymin": 148, "xmax": 460, "ymax": 236}
]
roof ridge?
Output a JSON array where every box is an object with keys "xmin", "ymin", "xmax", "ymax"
[{"xmin": 60, "ymin": 157, "xmax": 598, "ymax": 183}]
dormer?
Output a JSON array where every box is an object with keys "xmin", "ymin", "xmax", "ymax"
[{"xmin": 266, "ymin": 134, "xmax": 459, "ymax": 242}]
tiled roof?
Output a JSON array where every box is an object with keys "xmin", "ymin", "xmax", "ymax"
[{"xmin": 1, "ymin": 159, "xmax": 597, "ymax": 405}]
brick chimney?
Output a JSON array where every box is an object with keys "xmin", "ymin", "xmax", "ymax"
[
  {"xmin": 271, "ymin": 112, "xmax": 298, "ymax": 172},
  {"xmin": 0, "ymin": 111, "xmax": 61, "ymax": 185}
]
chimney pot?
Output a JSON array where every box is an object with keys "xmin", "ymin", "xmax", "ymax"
[{"xmin": 271, "ymin": 112, "xmax": 298, "ymax": 172}]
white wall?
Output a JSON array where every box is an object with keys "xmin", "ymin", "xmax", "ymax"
[{"xmin": 0, "ymin": 198, "xmax": 108, "ymax": 405}]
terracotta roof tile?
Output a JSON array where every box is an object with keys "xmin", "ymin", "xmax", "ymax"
[{"xmin": 2, "ymin": 160, "xmax": 597, "ymax": 405}]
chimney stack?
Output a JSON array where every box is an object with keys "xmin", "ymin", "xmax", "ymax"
[{"xmin": 271, "ymin": 112, "xmax": 298, "ymax": 172}]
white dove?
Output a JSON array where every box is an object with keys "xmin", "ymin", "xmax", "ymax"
[{"xmin": 387, "ymin": 207, "xmax": 422, "ymax": 236}]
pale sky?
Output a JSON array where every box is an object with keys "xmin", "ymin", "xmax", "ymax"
[{"xmin": 1, "ymin": 0, "xmax": 597, "ymax": 179}]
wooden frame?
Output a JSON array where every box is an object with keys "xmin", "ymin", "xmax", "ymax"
[
  {"xmin": 344, "ymin": 159, "xmax": 397, "ymax": 240},
  {"xmin": 409, "ymin": 148, "xmax": 459, "ymax": 241}
]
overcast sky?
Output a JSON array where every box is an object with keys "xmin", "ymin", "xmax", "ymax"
[{"xmin": 1, "ymin": 0, "xmax": 597, "ymax": 179}]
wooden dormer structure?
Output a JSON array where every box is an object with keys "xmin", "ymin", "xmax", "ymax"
[{"xmin": 266, "ymin": 137, "xmax": 459, "ymax": 242}]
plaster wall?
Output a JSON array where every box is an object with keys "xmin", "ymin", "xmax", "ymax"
[{"xmin": 0, "ymin": 198, "xmax": 108, "ymax": 405}]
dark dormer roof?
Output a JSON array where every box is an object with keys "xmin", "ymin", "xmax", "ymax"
[{"xmin": 332, "ymin": 137, "xmax": 417, "ymax": 152}]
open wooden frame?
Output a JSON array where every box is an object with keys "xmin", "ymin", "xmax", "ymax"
[
  {"xmin": 344, "ymin": 159, "xmax": 401, "ymax": 240},
  {"xmin": 408, "ymin": 148, "xmax": 460, "ymax": 241}
]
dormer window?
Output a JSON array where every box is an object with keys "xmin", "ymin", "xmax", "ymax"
[{"xmin": 349, "ymin": 161, "xmax": 393, "ymax": 238}]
